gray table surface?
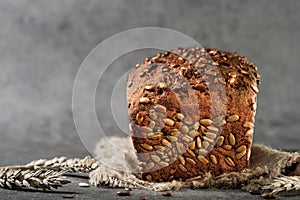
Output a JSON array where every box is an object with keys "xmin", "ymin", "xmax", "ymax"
[{"xmin": 1, "ymin": 176, "xmax": 299, "ymax": 200}]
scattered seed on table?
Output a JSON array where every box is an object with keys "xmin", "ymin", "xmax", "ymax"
[
  {"xmin": 162, "ymin": 192, "xmax": 172, "ymax": 197},
  {"xmin": 249, "ymin": 189, "xmax": 261, "ymax": 195},
  {"xmin": 62, "ymin": 194, "xmax": 74, "ymax": 199},
  {"xmin": 78, "ymin": 182, "xmax": 89, "ymax": 187},
  {"xmin": 260, "ymin": 193, "xmax": 277, "ymax": 199},
  {"xmin": 117, "ymin": 190, "xmax": 131, "ymax": 196}
]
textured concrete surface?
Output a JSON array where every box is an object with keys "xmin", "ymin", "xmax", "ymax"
[
  {"xmin": 0, "ymin": 0, "xmax": 299, "ymax": 199},
  {"xmin": 0, "ymin": 176, "xmax": 300, "ymax": 200}
]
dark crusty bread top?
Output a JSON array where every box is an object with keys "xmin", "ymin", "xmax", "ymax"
[{"xmin": 127, "ymin": 47, "xmax": 260, "ymax": 126}]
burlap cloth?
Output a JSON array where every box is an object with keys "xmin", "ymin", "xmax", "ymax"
[{"xmin": 89, "ymin": 137, "xmax": 300, "ymax": 195}]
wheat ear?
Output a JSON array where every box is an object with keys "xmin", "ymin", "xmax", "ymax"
[
  {"xmin": 1, "ymin": 156, "xmax": 99, "ymax": 173},
  {"xmin": 0, "ymin": 156, "xmax": 99, "ymax": 190},
  {"xmin": 263, "ymin": 176, "xmax": 300, "ymax": 194},
  {"xmin": 0, "ymin": 168, "xmax": 70, "ymax": 190}
]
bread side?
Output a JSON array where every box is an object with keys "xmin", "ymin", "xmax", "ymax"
[{"xmin": 127, "ymin": 47, "xmax": 260, "ymax": 182}]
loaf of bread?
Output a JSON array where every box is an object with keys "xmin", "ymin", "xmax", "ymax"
[{"xmin": 127, "ymin": 47, "xmax": 260, "ymax": 182}]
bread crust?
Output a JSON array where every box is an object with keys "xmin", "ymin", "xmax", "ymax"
[{"xmin": 127, "ymin": 48, "xmax": 260, "ymax": 182}]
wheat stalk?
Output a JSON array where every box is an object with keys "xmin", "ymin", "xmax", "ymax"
[
  {"xmin": 0, "ymin": 168, "xmax": 70, "ymax": 190},
  {"xmin": 263, "ymin": 176, "xmax": 300, "ymax": 194},
  {"xmin": 1, "ymin": 156, "xmax": 99, "ymax": 173},
  {"xmin": 0, "ymin": 156, "xmax": 99, "ymax": 190}
]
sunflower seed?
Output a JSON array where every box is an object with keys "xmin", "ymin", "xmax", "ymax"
[
  {"xmin": 229, "ymin": 133, "xmax": 236, "ymax": 146},
  {"xmin": 216, "ymin": 120, "xmax": 226, "ymax": 126},
  {"xmin": 216, "ymin": 136, "xmax": 224, "ymax": 147},
  {"xmin": 151, "ymin": 155, "xmax": 161, "ymax": 163},
  {"xmin": 78, "ymin": 182, "xmax": 89, "ymax": 187},
  {"xmin": 260, "ymin": 193, "xmax": 277, "ymax": 199},
  {"xmin": 199, "ymin": 149, "xmax": 208, "ymax": 155},
  {"xmin": 176, "ymin": 143, "xmax": 184, "ymax": 153},
  {"xmin": 236, "ymin": 151, "xmax": 246, "ymax": 160},
  {"xmin": 179, "ymin": 156, "xmax": 185, "ymax": 165},
  {"xmin": 148, "ymin": 121, "xmax": 155, "ymax": 129},
  {"xmin": 182, "ymin": 136, "xmax": 191, "ymax": 143},
  {"xmin": 178, "ymin": 164, "xmax": 187, "ymax": 172},
  {"xmin": 154, "ymin": 145, "xmax": 164, "ymax": 150},
  {"xmin": 223, "ymin": 145, "xmax": 232, "ymax": 150},
  {"xmin": 180, "ymin": 125, "xmax": 189, "ymax": 134},
  {"xmin": 202, "ymin": 141, "xmax": 210, "ymax": 149},
  {"xmin": 144, "ymin": 85, "xmax": 154, "ymax": 90},
  {"xmin": 141, "ymin": 143, "xmax": 153, "ymax": 151},
  {"xmin": 141, "ymin": 126, "xmax": 152, "ymax": 133},
  {"xmin": 245, "ymin": 129, "xmax": 254, "ymax": 137},
  {"xmin": 187, "ymin": 149, "xmax": 196, "ymax": 157},
  {"xmin": 243, "ymin": 122, "xmax": 254, "ymax": 129},
  {"xmin": 153, "ymin": 105, "xmax": 167, "ymax": 113},
  {"xmin": 186, "ymin": 157, "xmax": 196, "ymax": 165},
  {"xmin": 210, "ymin": 155, "xmax": 218, "ymax": 165},
  {"xmin": 203, "ymin": 136, "xmax": 214, "ymax": 143},
  {"xmin": 200, "ymin": 119, "xmax": 213, "ymax": 125},
  {"xmin": 247, "ymin": 149, "xmax": 251, "ymax": 160},
  {"xmin": 162, "ymin": 192, "xmax": 172, "ymax": 197},
  {"xmin": 117, "ymin": 190, "xmax": 131, "ymax": 196},
  {"xmin": 164, "ymin": 118, "xmax": 175, "ymax": 126},
  {"xmin": 251, "ymin": 84, "xmax": 259, "ymax": 93},
  {"xmin": 236, "ymin": 145, "xmax": 247, "ymax": 153},
  {"xmin": 226, "ymin": 115, "xmax": 239, "ymax": 122},
  {"xmin": 170, "ymin": 128, "xmax": 179, "ymax": 133},
  {"xmin": 188, "ymin": 130, "xmax": 198, "ymax": 138},
  {"xmin": 157, "ymin": 82, "xmax": 167, "ymax": 89},
  {"xmin": 205, "ymin": 132, "xmax": 217, "ymax": 139},
  {"xmin": 205, "ymin": 70, "xmax": 217, "ymax": 76},
  {"xmin": 147, "ymin": 132, "xmax": 155, "ymax": 138},
  {"xmin": 189, "ymin": 141, "xmax": 196, "ymax": 150},
  {"xmin": 252, "ymin": 103, "xmax": 257, "ymax": 110},
  {"xmin": 62, "ymin": 194, "xmax": 75, "ymax": 198},
  {"xmin": 197, "ymin": 155, "xmax": 209, "ymax": 164},
  {"xmin": 156, "ymin": 150, "xmax": 164, "ymax": 156},
  {"xmin": 139, "ymin": 97, "xmax": 150, "ymax": 104},
  {"xmin": 148, "ymin": 133, "xmax": 161, "ymax": 140},
  {"xmin": 166, "ymin": 135, "xmax": 178, "ymax": 142},
  {"xmin": 175, "ymin": 113, "xmax": 184, "ymax": 120},
  {"xmin": 196, "ymin": 137, "xmax": 202, "ymax": 148},
  {"xmin": 162, "ymin": 139, "xmax": 171, "ymax": 147},
  {"xmin": 170, "ymin": 131, "xmax": 180, "ymax": 136},
  {"xmin": 207, "ymin": 126, "xmax": 218, "ymax": 132},
  {"xmin": 159, "ymin": 162, "xmax": 169, "ymax": 168},
  {"xmin": 192, "ymin": 122, "xmax": 200, "ymax": 130},
  {"xmin": 145, "ymin": 162, "xmax": 155, "ymax": 170},
  {"xmin": 228, "ymin": 77, "xmax": 235, "ymax": 84},
  {"xmin": 224, "ymin": 157, "xmax": 235, "ymax": 167}
]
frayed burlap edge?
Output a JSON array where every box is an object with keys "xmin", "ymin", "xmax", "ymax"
[{"xmin": 89, "ymin": 137, "xmax": 300, "ymax": 195}]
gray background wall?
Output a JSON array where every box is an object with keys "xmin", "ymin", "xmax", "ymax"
[{"xmin": 0, "ymin": 0, "xmax": 299, "ymax": 166}]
